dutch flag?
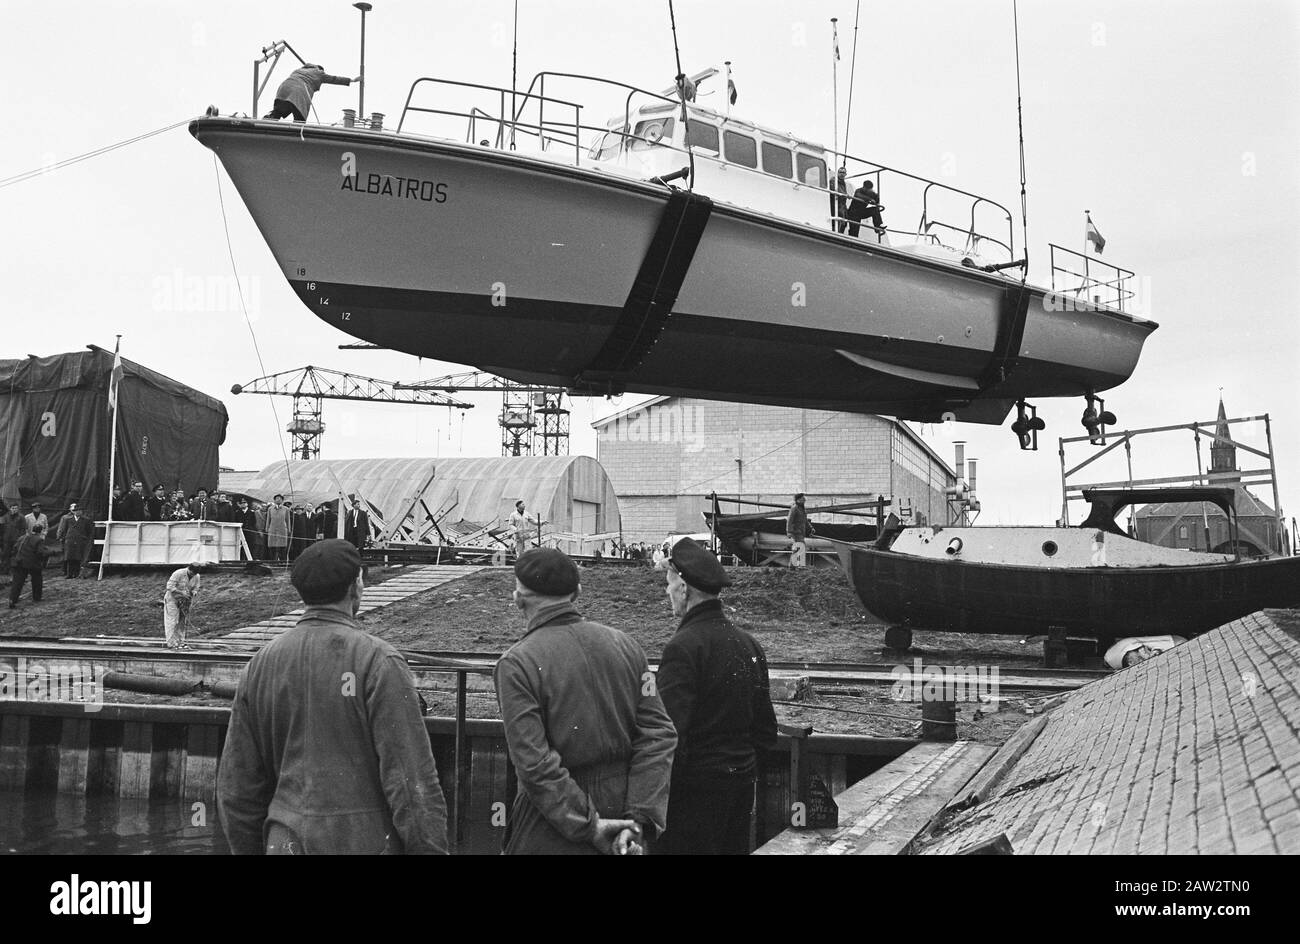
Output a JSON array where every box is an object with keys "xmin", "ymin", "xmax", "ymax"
[{"xmin": 1086, "ymin": 213, "xmax": 1106, "ymax": 254}]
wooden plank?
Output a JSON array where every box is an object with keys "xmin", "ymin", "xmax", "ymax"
[
  {"xmin": 183, "ymin": 723, "xmax": 220, "ymax": 805},
  {"xmin": 118, "ymin": 721, "xmax": 153, "ymax": 798},
  {"xmin": 0, "ymin": 715, "xmax": 30, "ymax": 791},
  {"xmin": 754, "ymin": 741, "xmax": 995, "ymax": 855},
  {"xmin": 57, "ymin": 718, "xmax": 92, "ymax": 795},
  {"xmin": 87, "ymin": 719, "xmax": 122, "ymax": 797}
]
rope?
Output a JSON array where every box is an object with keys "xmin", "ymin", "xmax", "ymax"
[
  {"xmin": 1013, "ymin": 0, "xmax": 1029, "ymax": 277},
  {"xmin": 842, "ymin": 0, "xmax": 862, "ymax": 157},
  {"xmin": 0, "ymin": 118, "xmax": 192, "ymax": 190},
  {"xmin": 666, "ymin": 0, "xmax": 695, "ymax": 190}
]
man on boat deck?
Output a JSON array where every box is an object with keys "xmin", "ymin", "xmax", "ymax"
[
  {"xmin": 655, "ymin": 537, "xmax": 778, "ymax": 854},
  {"xmin": 786, "ymin": 493, "xmax": 814, "ymax": 568},
  {"xmin": 218, "ymin": 540, "xmax": 448, "ymax": 854},
  {"xmin": 846, "ymin": 179, "xmax": 885, "ymax": 239},
  {"xmin": 495, "ymin": 548, "xmax": 677, "ymax": 855},
  {"xmin": 831, "ymin": 166, "xmax": 851, "ymax": 233},
  {"xmin": 263, "ymin": 64, "xmax": 354, "ymax": 122}
]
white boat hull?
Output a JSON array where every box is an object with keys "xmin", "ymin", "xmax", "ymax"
[{"xmin": 192, "ymin": 118, "xmax": 1156, "ymax": 423}]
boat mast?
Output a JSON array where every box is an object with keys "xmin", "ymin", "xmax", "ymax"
[
  {"xmin": 1013, "ymin": 0, "xmax": 1029, "ymax": 275},
  {"xmin": 843, "ymin": 2, "xmax": 861, "ymax": 159}
]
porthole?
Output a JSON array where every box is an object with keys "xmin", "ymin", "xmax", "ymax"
[{"xmin": 1042, "ymin": 540, "xmax": 1058, "ymax": 557}]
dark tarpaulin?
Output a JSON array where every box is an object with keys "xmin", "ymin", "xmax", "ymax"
[{"xmin": 0, "ymin": 347, "xmax": 228, "ymax": 521}]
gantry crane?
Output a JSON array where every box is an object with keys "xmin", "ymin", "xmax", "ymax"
[
  {"xmin": 231, "ymin": 366, "xmax": 473, "ymax": 459},
  {"xmin": 396, "ymin": 371, "xmax": 571, "ymax": 457}
]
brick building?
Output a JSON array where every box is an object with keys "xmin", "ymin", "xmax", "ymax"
[{"xmin": 593, "ymin": 396, "xmax": 956, "ymax": 543}]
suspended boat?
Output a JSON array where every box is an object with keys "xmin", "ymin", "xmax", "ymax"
[
  {"xmin": 192, "ymin": 65, "xmax": 1156, "ymax": 428},
  {"xmin": 828, "ymin": 486, "xmax": 1300, "ymax": 649}
]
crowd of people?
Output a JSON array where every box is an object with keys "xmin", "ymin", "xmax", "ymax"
[{"xmin": 217, "ymin": 539, "xmax": 777, "ymax": 856}]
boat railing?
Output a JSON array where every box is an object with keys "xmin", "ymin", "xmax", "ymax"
[
  {"xmin": 395, "ymin": 72, "xmax": 1017, "ymax": 264},
  {"xmin": 398, "ymin": 77, "xmax": 585, "ymax": 163},
  {"xmin": 1049, "ymin": 243, "xmax": 1136, "ymax": 312}
]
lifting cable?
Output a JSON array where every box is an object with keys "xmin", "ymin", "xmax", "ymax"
[
  {"xmin": 666, "ymin": 0, "xmax": 695, "ymax": 190},
  {"xmin": 0, "ymin": 118, "xmax": 192, "ymax": 190}
]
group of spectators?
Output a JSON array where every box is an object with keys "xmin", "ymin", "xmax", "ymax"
[
  {"xmin": 217, "ymin": 538, "xmax": 777, "ymax": 855},
  {"xmin": 595, "ymin": 539, "xmax": 657, "ymax": 561},
  {"xmin": 107, "ymin": 481, "xmax": 372, "ymax": 564}
]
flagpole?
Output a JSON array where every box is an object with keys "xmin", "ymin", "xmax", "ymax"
[
  {"xmin": 725, "ymin": 60, "xmax": 732, "ymax": 118},
  {"xmin": 98, "ymin": 336, "xmax": 122, "ymax": 581},
  {"xmin": 831, "ymin": 18, "xmax": 839, "ymax": 163}
]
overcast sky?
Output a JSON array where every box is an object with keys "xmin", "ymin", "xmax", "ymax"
[{"xmin": 2, "ymin": 0, "xmax": 1297, "ymax": 528}]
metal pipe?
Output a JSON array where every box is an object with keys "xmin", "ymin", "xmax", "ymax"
[{"xmin": 354, "ymin": 3, "xmax": 372, "ymax": 120}]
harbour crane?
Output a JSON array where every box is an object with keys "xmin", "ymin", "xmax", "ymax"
[
  {"xmin": 396, "ymin": 371, "xmax": 571, "ymax": 457},
  {"xmin": 231, "ymin": 366, "xmax": 473, "ymax": 459}
]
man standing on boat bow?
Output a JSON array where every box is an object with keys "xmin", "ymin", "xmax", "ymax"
[{"xmin": 264, "ymin": 64, "xmax": 355, "ymax": 122}]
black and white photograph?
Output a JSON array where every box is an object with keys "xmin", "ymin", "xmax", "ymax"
[{"xmin": 0, "ymin": 0, "xmax": 1296, "ymax": 900}]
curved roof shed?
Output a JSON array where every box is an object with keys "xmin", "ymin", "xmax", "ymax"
[{"xmin": 233, "ymin": 455, "xmax": 621, "ymax": 549}]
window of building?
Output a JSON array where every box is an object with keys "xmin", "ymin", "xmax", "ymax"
[
  {"xmin": 796, "ymin": 153, "xmax": 827, "ymax": 188},
  {"xmin": 1178, "ymin": 525, "xmax": 1189, "ymax": 540},
  {"xmin": 761, "ymin": 142, "xmax": 793, "ymax": 178},
  {"xmin": 723, "ymin": 130, "xmax": 757, "ymax": 168},
  {"xmin": 686, "ymin": 121, "xmax": 719, "ymax": 152}
]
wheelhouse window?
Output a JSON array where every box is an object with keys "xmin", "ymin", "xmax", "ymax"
[
  {"xmin": 723, "ymin": 130, "xmax": 757, "ymax": 168},
  {"xmin": 589, "ymin": 128, "xmax": 626, "ymax": 161},
  {"xmin": 796, "ymin": 153, "xmax": 827, "ymax": 188},
  {"xmin": 761, "ymin": 142, "xmax": 793, "ymax": 178},
  {"xmin": 630, "ymin": 117, "xmax": 675, "ymax": 151},
  {"xmin": 686, "ymin": 121, "xmax": 720, "ymax": 152}
]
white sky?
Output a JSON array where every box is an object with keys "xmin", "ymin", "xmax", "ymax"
[{"xmin": 2, "ymin": 0, "xmax": 1297, "ymax": 527}]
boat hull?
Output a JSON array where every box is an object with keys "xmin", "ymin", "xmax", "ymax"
[
  {"xmin": 830, "ymin": 538, "xmax": 1300, "ymax": 639},
  {"xmin": 192, "ymin": 118, "xmax": 1156, "ymax": 423},
  {"xmin": 706, "ymin": 512, "xmax": 875, "ymax": 568}
]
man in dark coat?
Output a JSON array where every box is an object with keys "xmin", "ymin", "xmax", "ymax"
[
  {"xmin": 121, "ymin": 481, "xmax": 147, "ymax": 521},
  {"xmin": 786, "ymin": 493, "xmax": 815, "ymax": 568},
  {"xmin": 655, "ymin": 538, "xmax": 778, "ymax": 855},
  {"xmin": 289, "ymin": 505, "xmax": 315, "ymax": 560},
  {"xmin": 189, "ymin": 488, "xmax": 218, "ymax": 522},
  {"xmin": 238, "ymin": 499, "xmax": 262, "ymax": 560},
  {"xmin": 146, "ymin": 484, "xmax": 168, "ymax": 522},
  {"xmin": 9, "ymin": 524, "xmax": 53, "ymax": 608},
  {"xmin": 2, "ymin": 501, "xmax": 25, "ymax": 576},
  {"xmin": 343, "ymin": 498, "xmax": 369, "ymax": 551},
  {"xmin": 56, "ymin": 504, "xmax": 95, "ymax": 578},
  {"xmin": 218, "ymin": 540, "xmax": 448, "ymax": 854},
  {"xmin": 263, "ymin": 64, "xmax": 353, "ymax": 122},
  {"xmin": 110, "ymin": 485, "xmax": 128, "ymax": 521},
  {"xmin": 845, "ymin": 179, "xmax": 885, "ymax": 239},
  {"xmin": 495, "ymin": 548, "xmax": 676, "ymax": 855}
]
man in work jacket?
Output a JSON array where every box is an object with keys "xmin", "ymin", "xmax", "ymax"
[{"xmin": 495, "ymin": 548, "xmax": 676, "ymax": 855}]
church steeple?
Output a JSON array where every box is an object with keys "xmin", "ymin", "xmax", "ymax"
[{"xmin": 1209, "ymin": 397, "xmax": 1238, "ymax": 478}]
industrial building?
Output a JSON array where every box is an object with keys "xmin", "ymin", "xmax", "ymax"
[
  {"xmin": 221, "ymin": 454, "xmax": 620, "ymax": 552},
  {"xmin": 593, "ymin": 396, "xmax": 957, "ymax": 544}
]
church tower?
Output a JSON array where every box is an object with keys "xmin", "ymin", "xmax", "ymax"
[{"xmin": 1208, "ymin": 398, "xmax": 1240, "ymax": 483}]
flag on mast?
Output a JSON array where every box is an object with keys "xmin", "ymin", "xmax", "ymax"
[
  {"xmin": 1085, "ymin": 212, "xmax": 1106, "ymax": 254},
  {"xmin": 725, "ymin": 61, "xmax": 737, "ymax": 105},
  {"xmin": 107, "ymin": 341, "xmax": 123, "ymax": 411}
]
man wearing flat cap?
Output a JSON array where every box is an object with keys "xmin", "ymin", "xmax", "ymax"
[
  {"xmin": 495, "ymin": 547, "xmax": 677, "ymax": 855},
  {"xmin": 655, "ymin": 538, "xmax": 778, "ymax": 854},
  {"xmin": 219, "ymin": 539, "xmax": 448, "ymax": 854},
  {"xmin": 786, "ymin": 493, "xmax": 815, "ymax": 568}
]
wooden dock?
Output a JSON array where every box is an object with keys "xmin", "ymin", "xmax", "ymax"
[{"xmin": 754, "ymin": 740, "xmax": 997, "ymax": 855}]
